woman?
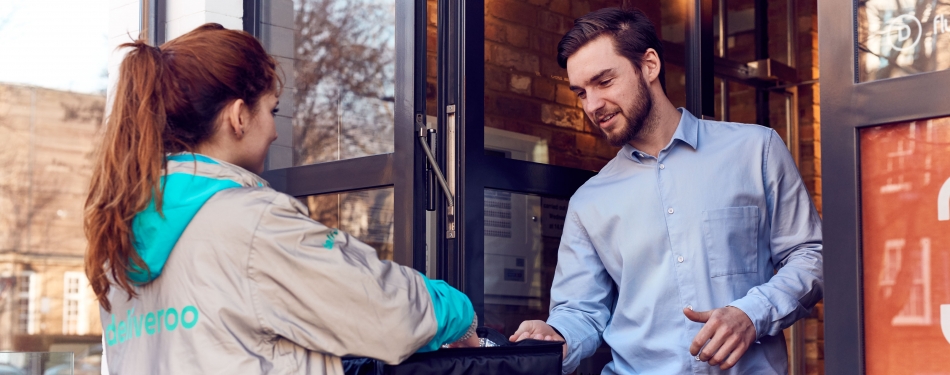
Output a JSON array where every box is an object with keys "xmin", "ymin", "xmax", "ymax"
[{"xmin": 85, "ymin": 23, "xmax": 478, "ymax": 374}]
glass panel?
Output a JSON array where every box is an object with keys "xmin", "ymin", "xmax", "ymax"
[
  {"xmin": 483, "ymin": 1, "xmax": 685, "ymax": 171},
  {"xmin": 482, "ymin": 189, "xmax": 561, "ymax": 334},
  {"xmin": 727, "ymin": 80, "xmax": 757, "ymax": 125},
  {"xmin": 860, "ymin": 117, "xmax": 950, "ymax": 374},
  {"xmin": 723, "ymin": 0, "xmax": 757, "ymax": 63},
  {"xmin": 857, "ymin": 1, "xmax": 950, "ymax": 82},
  {"xmin": 482, "ymin": 188, "xmax": 610, "ymax": 372},
  {"xmin": 291, "ymin": 0, "xmax": 397, "ymax": 166},
  {"xmin": 299, "ymin": 187, "xmax": 395, "ymax": 261},
  {"xmin": 0, "ymin": 352, "xmax": 74, "ymax": 374}
]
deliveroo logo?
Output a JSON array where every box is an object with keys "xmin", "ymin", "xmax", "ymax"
[{"xmin": 106, "ymin": 305, "xmax": 200, "ymax": 346}]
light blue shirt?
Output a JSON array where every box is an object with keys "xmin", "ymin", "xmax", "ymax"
[{"xmin": 546, "ymin": 109, "xmax": 823, "ymax": 374}]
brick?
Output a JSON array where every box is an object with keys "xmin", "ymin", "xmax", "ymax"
[
  {"xmin": 489, "ymin": 43, "xmax": 540, "ymax": 73},
  {"xmin": 427, "ymin": 53, "xmax": 438, "ymax": 79},
  {"xmin": 488, "ymin": 0, "xmax": 537, "ymax": 26},
  {"xmin": 550, "ymin": 129, "xmax": 575, "ymax": 150},
  {"xmin": 495, "ymin": 95, "xmax": 541, "ymax": 123},
  {"xmin": 533, "ymin": 78, "xmax": 556, "ymax": 101},
  {"xmin": 427, "ymin": 0, "xmax": 438, "ymax": 26},
  {"xmin": 486, "ymin": 21, "xmax": 506, "ymax": 43},
  {"xmin": 487, "ymin": 66, "xmax": 510, "ymax": 92},
  {"xmin": 530, "ymin": 29, "xmax": 561, "ymax": 56},
  {"xmin": 577, "ymin": 132, "xmax": 599, "ymax": 156},
  {"xmin": 805, "ymin": 341, "xmax": 818, "ymax": 360},
  {"xmin": 549, "ymin": 0, "xmax": 571, "ymax": 16},
  {"xmin": 507, "ymin": 24, "xmax": 531, "ymax": 48},
  {"xmin": 541, "ymin": 104, "xmax": 584, "ymax": 131},
  {"xmin": 541, "ymin": 58, "xmax": 567, "ymax": 79},
  {"xmin": 538, "ymin": 10, "xmax": 571, "ymax": 34},
  {"xmin": 804, "ymin": 318, "xmax": 819, "ymax": 341},
  {"xmin": 527, "ymin": 0, "xmax": 549, "ymax": 6},
  {"xmin": 428, "ymin": 28, "xmax": 438, "ymax": 50},
  {"xmin": 571, "ymin": 1, "xmax": 591, "ymax": 19},
  {"xmin": 509, "ymin": 74, "xmax": 532, "ymax": 95},
  {"xmin": 555, "ymin": 84, "xmax": 576, "ymax": 106}
]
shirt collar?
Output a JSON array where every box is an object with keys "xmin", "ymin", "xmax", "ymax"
[
  {"xmin": 672, "ymin": 107, "xmax": 699, "ymax": 151},
  {"xmin": 621, "ymin": 108, "xmax": 700, "ymax": 162}
]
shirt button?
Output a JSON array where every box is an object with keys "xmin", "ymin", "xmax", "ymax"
[
  {"xmin": 677, "ymin": 256, "xmax": 685, "ymax": 263},
  {"xmin": 659, "ymin": 164, "xmax": 665, "ymax": 170},
  {"xmin": 667, "ymin": 208, "xmax": 674, "ymax": 214},
  {"xmin": 686, "ymin": 305, "xmax": 693, "ymax": 310}
]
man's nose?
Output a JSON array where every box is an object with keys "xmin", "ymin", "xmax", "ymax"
[{"xmin": 584, "ymin": 92, "xmax": 606, "ymax": 117}]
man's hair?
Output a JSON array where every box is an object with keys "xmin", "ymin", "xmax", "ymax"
[{"xmin": 557, "ymin": 7, "xmax": 665, "ymax": 91}]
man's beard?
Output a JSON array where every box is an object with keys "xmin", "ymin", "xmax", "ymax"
[{"xmin": 599, "ymin": 78, "xmax": 654, "ymax": 147}]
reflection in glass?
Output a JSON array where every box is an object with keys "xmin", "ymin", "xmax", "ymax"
[
  {"xmin": 0, "ymin": 352, "xmax": 74, "ymax": 375},
  {"xmin": 482, "ymin": 189, "xmax": 564, "ymax": 335},
  {"xmin": 300, "ymin": 188, "xmax": 395, "ymax": 261},
  {"xmin": 860, "ymin": 117, "xmax": 950, "ymax": 374},
  {"xmin": 857, "ymin": 0, "xmax": 950, "ymax": 82},
  {"xmin": 292, "ymin": 0, "xmax": 396, "ymax": 166}
]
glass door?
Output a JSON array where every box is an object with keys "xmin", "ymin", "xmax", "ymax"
[
  {"xmin": 821, "ymin": 0, "xmax": 950, "ymax": 374},
  {"xmin": 257, "ymin": 0, "xmax": 429, "ymax": 271},
  {"xmin": 439, "ymin": 0, "xmax": 714, "ymax": 373}
]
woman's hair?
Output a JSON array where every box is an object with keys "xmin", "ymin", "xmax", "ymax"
[{"xmin": 85, "ymin": 23, "xmax": 281, "ymax": 312}]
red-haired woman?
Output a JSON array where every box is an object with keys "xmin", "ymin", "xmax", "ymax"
[{"xmin": 85, "ymin": 23, "xmax": 477, "ymax": 374}]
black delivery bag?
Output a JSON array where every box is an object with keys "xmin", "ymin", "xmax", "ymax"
[{"xmin": 342, "ymin": 327, "xmax": 563, "ymax": 375}]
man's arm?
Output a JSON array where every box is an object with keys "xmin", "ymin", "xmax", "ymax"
[
  {"xmin": 513, "ymin": 207, "xmax": 616, "ymax": 374},
  {"xmin": 689, "ymin": 129, "xmax": 823, "ymax": 370},
  {"xmin": 728, "ymin": 129, "xmax": 824, "ymax": 337}
]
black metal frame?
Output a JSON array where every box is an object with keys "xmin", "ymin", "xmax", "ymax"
[
  {"xmin": 820, "ymin": 1, "xmax": 950, "ymax": 374},
  {"xmin": 258, "ymin": 0, "xmax": 428, "ymax": 270},
  {"xmin": 243, "ymin": 0, "xmax": 262, "ymax": 38},
  {"xmin": 686, "ymin": 0, "xmax": 715, "ymax": 118}
]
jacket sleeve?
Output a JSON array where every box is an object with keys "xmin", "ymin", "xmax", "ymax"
[
  {"xmin": 245, "ymin": 192, "xmax": 474, "ymax": 364},
  {"xmin": 728, "ymin": 129, "xmax": 824, "ymax": 338}
]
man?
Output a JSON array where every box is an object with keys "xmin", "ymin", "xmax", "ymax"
[{"xmin": 510, "ymin": 7, "xmax": 823, "ymax": 375}]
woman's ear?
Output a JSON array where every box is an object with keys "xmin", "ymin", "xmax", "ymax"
[{"xmin": 224, "ymin": 99, "xmax": 248, "ymax": 138}]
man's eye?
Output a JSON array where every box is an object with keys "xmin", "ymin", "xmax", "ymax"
[
  {"xmin": 576, "ymin": 92, "xmax": 586, "ymax": 99},
  {"xmin": 600, "ymin": 79, "xmax": 612, "ymax": 86}
]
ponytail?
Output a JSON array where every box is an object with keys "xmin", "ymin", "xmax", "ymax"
[
  {"xmin": 85, "ymin": 24, "xmax": 280, "ymax": 312},
  {"xmin": 85, "ymin": 41, "xmax": 168, "ymax": 312}
]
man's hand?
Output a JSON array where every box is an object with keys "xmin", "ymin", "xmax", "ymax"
[
  {"xmin": 684, "ymin": 306, "xmax": 756, "ymax": 370},
  {"xmin": 510, "ymin": 320, "xmax": 568, "ymax": 359}
]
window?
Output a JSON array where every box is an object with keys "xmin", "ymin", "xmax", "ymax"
[
  {"xmin": 15, "ymin": 271, "xmax": 36, "ymax": 334},
  {"xmin": 63, "ymin": 271, "xmax": 88, "ymax": 335}
]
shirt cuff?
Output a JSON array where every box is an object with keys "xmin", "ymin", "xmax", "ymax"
[
  {"xmin": 727, "ymin": 294, "xmax": 772, "ymax": 340},
  {"xmin": 546, "ymin": 315, "xmax": 594, "ymax": 374}
]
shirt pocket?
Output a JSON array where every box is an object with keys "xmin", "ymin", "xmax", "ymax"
[{"xmin": 702, "ymin": 206, "xmax": 759, "ymax": 278}]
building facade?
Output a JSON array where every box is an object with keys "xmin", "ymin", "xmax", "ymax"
[{"xmin": 0, "ymin": 83, "xmax": 104, "ymax": 352}]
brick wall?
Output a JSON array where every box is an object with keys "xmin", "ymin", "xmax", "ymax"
[{"xmin": 482, "ymin": 0, "xmax": 627, "ymax": 171}]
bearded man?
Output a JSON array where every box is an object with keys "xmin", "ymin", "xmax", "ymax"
[{"xmin": 509, "ymin": 7, "xmax": 823, "ymax": 375}]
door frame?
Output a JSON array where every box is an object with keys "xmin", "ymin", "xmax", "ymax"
[{"xmin": 820, "ymin": 1, "xmax": 950, "ymax": 373}]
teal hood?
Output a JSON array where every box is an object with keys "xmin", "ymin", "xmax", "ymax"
[{"xmin": 129, "ymin": 153, "xmax": 268, "ymax": 284}]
